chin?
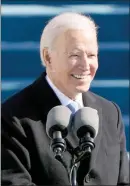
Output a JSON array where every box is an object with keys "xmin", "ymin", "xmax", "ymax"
[{"xmin": 75, "ymin": 85, "xmax": 90, "ymax": 93}]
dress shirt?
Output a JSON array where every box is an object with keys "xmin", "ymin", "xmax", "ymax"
[{"xmin": 46, "ymin": 75, "xmax": 84, "ymax": 108}]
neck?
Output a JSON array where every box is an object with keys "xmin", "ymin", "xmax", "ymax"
[{"xmin": 47, "ymin": 72, "xmax": 81, "ymax": 100}]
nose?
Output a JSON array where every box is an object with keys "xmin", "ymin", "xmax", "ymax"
[{"xmin": 79, "ymin": 54, "xmax": 90, "ymax": 71}]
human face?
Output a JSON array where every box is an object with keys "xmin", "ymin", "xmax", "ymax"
[{"xmin": 46, "ymin": 29, "xmax": 98, "ymax": 99}]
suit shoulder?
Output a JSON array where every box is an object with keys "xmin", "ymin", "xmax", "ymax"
[
  {"xmin": 88, "ymin": 91, "xmax": 122, "ymax": 127},
  {"xmin": 89, "ymin": 91, "xmax": 119, "ymax": 111}
]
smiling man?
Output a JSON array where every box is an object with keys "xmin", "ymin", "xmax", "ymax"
[
  {"xmin": 43, "ymin": 29, "xmax": 98, "ymax": 99},
  {"xmin": 41, "ymin": 13, "xmax": 98, "ymax": 101},
  {"xmin": 2, "ymin": 12, "xmax": 129, "ymax": 185}
]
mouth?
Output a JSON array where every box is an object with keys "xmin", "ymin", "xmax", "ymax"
[{"xmin": 71, "ymin": 74, "xmax": 90, "ymax": 79}]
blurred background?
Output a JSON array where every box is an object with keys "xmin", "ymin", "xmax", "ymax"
[{"xmin": 1, "ymin": 0, "xmax": 129, "ymax": 152}]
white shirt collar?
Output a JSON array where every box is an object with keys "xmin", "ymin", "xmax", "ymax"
[{"xmin": 46, "ymin": 75, "xmax": 83, "ymax": 107}]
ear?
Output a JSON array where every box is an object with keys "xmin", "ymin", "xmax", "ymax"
[{"xmin": 43, "ymin": 48, "xmax": 51, "ymax": 67}]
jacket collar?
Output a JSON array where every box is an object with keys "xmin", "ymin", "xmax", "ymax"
[{"xmin": 31, "ymin": 72, "xmax": 61, "ymax": 121}]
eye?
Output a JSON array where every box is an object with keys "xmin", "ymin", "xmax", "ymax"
[
  {"xmin": 70, "ymin": 54, "xmax": 79, "ymax": 57},
  {"xmin": 88, "ymin": 54, "xmax": 96, "ymax": 58}
]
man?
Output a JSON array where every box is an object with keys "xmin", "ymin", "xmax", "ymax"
[{"xmin": 2, "ymin": 12, "xmax": 129, "ymax": 185}]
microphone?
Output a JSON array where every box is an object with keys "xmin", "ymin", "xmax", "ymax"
[
  {"xmin": 73, "ymin": 107, "xmax": 99, "ymax": 163},
  {"xmin": 46, "ymin": 105, "xmax": 72, "ymax": 159}
]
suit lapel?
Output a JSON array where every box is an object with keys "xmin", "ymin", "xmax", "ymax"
[
  {"xmin": 31, "ymin": 72, "xmax": 62, "ymax": 122},
  {"xmin": 82, "ymin": 91, "xmax": 103, "ymax": 172}
]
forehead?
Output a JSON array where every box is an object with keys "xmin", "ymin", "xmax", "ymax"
[
  {"xmin": 64, "ymin": 29, "xmax": 97, "ymax": 51},
  {"xmin": 55, "ymin": 29, "xmax": 97, "ymax": 52},
  {"xmin": 64, "ymin": 29, "xmax": 96, "ymax": 41}
]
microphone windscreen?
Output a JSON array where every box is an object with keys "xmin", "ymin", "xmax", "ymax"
[
  {"xmin": 46, "ymin": 105, "xmax": 72, "ymax": 139},
  {"xmin": 73, "ymin": 107, "xmax": 99, "ymax": 138}
]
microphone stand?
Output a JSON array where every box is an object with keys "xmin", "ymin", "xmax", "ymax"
[
  {"xmin": 51, "ymin": 131, "xmax": 71, "ymax": 180},
  {"xmin": 69, "ymin": 133, "xmax": 95, "ymax": 186},
  {"xmin": 70, "ymin": 156, "xmax": 77, "ymax": 186},
  {"xmin": 51, "ymin": 132, "xmax": 95, "ymax": 186},
  {"xmin": 52, "ymin": 136, "xmax": 78, "ymax": 186}
]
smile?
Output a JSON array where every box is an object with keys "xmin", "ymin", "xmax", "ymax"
[{"xmin": 71, "ymin": 74, "xmax": 88, "ymax": 79}]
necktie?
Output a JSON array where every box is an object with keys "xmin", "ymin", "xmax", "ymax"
[
  {"xmin": 67, "ymin": 101, "xmax": 80, "ymax": 114},
  {"xmin": 66, "ymin": 101, "xmax": 82, "ymax": 148}
]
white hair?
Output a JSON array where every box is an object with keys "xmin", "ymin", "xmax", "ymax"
[{"xmin": 40, "ymin": 12, "xmax": 98, "ymax": 66}]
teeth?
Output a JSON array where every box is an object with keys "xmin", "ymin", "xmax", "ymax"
[{"xmin": 72, "ymin": 74, "xmax": 87, "ymax": 79}]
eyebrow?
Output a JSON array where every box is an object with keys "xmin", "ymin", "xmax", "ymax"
[
  {"xmin": 70, "ymin": 48, "xmax": 97, "ymax": 54},
  {"xmin": 70, "ymin": 48, "xmax": 84, "ymax": 52}
]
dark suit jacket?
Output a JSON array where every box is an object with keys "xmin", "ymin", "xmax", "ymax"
[{"xmin": 2, "ymin": 72, "xmax": 129, "ymax": 185}]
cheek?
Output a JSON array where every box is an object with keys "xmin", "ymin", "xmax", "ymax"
[
  {"xmin": 68, "ymin": 58, "xmax": 79, "ymax": 66},
  {"xmin": 51, "ymin": 61, "xmax": 69, "ymax": 76},
  {"xmin": 91, "ymin": 60, "xmax": 98, "ymax": 72},
  {"xmin": 59, "ymin": 58, "xmax": 75, "ymax": 73}
]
